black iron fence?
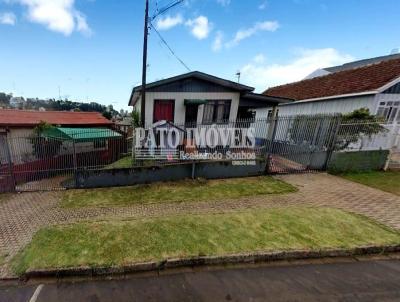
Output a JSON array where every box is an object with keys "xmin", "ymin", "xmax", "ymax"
[{"xmin": 0, "ymin": 115, "xmax": 397, "ymax": 192}]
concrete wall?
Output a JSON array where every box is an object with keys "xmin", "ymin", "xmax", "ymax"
[
  {"xmin": 328, "ymin": 150, "xmax": 390, "ymax": 174},
  {"xmin": 73, "ymin": 160, "xmax": 267, "ymax": 189},
  {"xmin": 134, "ymin": 92, "xmax": 240, "ymax": 126}
]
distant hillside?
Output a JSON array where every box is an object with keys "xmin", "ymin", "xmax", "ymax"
[{"xmin": 0, "ymin": 93, "xmax": 122, "ymax": 120}]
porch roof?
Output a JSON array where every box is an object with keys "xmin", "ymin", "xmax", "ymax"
[
  {"xmin": 42, "ymin": 127, "xmax": 122, "ymax": 141},
  {"xmin": 239, "ymin": 93, "xmax": 293, "ymax": 108}
]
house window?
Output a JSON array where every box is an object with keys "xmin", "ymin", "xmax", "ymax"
[
  {"xmin": 267, "ymin": 109, "xmax": 279, "ymax": 119},
  {"xmin": 153, "ymin": 100, "xmax": 175, "ymax": 123},
  {"xmin": 377, "ymin": 101, "xmax": 400, "ymax": 123},
  {"xmin": 203, "ymin": 100, "xmax": 231, "ymax": 124}
]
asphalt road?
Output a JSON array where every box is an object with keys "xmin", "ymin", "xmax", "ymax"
[{"xmin": 2, "ymin": 259, "xmax": 400, "ymax": 302}]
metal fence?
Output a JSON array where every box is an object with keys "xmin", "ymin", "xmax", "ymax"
[{"xmin": 0, "ymin": 115, "xmax": 397, "ymax": 192}]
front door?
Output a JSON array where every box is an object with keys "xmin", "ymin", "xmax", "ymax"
[
  {"xmin": 185, "ymin": 105, "xmax": 198, "ymax": 127},
  {"xmin": 153, "ymin": 100, "xmax": 175, "ymax": 123}
]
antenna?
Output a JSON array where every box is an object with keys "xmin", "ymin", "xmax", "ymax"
[{"xmin": 236, "ymin": 71, "xmax": 241, "ymax": 83}]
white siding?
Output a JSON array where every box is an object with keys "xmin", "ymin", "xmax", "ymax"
[
  {"xmin": 135, "ymin": 92, "xmax": 240, "ymax": 126},
  {"xmin": 256, "ymin": 95, "xmax": 377, "ymax": 119}
]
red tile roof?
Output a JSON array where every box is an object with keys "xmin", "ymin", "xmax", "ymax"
[
  {"xmin": 0, "ymin": 110, "xmax": 113, "ymax": 127},
  {"xmin": 264, "ymin": 57, "xmax": 400, "ymax": 101}
]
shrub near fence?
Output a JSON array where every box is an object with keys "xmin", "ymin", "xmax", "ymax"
[{"xmin": 327, "ymin": 150, "xmax": 390, "ymax": 174}]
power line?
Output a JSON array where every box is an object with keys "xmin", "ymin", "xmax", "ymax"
[
  {"xmin": 150, "ymin": 22, "xmax": 191, "ymax": 72},
  {"xmin": 151, "ymin": 0, "xmax": 184, "ymax": 20}
]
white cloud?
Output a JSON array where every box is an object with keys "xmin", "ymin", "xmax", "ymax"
[
  {"xmin": 240, "ymin": 48, "xmax": 354, "ymax": 92},
  {"xmin": 216, "ymin": 0, "xmax": 231, "ymax": 6},
  {"xmin": 227, "ymin": 21, "xmax": 279, "ymax": 47},
  {"xmin": 212, "ymin": 31, "xmax": 223, "ymax": 52},
  {"xmin": 253, "ymin": 54, "xmax": 265, "ymax": 64},
  {"xmin": 156, "ymin": 14, "xmax": 183, "ymax": 31},
  {"xmin": 74, "ymin": 11, "xmax": 92, "ymax": 36},
  {"xmin": 258, "ymin": 1, "xmax": 268, "ymax": 10},
  {"xmin": 0, "ymin": 12, "xmax": 16, "ymax": 25},
  {"xmin": 185, "ymin": 16, "xmax": 212, "ymax": 40},
  {"xmin": 7, "ymin": 0, "xmax": 91, "ymax": 36}
]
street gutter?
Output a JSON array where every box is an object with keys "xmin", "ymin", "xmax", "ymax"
[{"xmin": 20, "ymin": 244, "xmax": 400, "ymax": 281}]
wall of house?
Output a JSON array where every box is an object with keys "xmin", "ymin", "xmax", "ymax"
[
  {"xmin": 255, "ymin": 95, "xmax": 377, "ymax": 119},
  {"xmin": 136, "ymin": 92, "xmax": 241, "ymax": 126},
  {"xmin": 0, "ymin": 128, "xmax": 36, "ymax": 164}
]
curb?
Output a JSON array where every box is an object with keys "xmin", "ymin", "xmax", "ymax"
[{"xmin": 24, "ymin": 245, "xmax": 400, "ymax": 280}]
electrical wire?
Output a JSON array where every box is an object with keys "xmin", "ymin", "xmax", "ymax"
[
  {"xmin": 151, "ymin": 0, "xmax": 184, "ymax": 20},
  {"xmin": 150, "ymin": 22, "xmax": 191, "ymax": 72}
]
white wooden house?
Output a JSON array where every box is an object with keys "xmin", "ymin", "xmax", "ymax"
[{"xmin": 258, "ymin": 55, "xmax": 400, "ymax": 153}]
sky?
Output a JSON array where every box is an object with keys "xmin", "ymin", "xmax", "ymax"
[{"xmin": 0, "ymin": 0, "xmax": 399, "ymax": 111}]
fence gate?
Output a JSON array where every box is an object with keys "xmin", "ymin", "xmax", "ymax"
[
  {"xmin": 267, "ymin": 115, "xmax": 341, "ymax": 174},
  {"xmin": 5, "ymin": 135, "xmax": 76, "ymax": 192}
]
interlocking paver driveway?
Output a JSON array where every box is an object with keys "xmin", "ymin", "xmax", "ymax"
[{"xmin": 1, "ymin": 173, "xmax": 400, "ymax": 279}]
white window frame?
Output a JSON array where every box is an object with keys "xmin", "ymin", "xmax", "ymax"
[{"xmin": 377, "ymin": 101, "xmax": 400, "ymax": 123}]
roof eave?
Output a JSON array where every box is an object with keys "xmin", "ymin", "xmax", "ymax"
[
  {"xmin": 377, "ymin": 75, "xmax": 400, "ymax": 92},
  {"xmin": 243, "ymin": 92, "xmax": 294, "ymax": 104},
  {"xmin": 128, "ymin": 71, "xmax": 255, "ymax": 106},
  {"xmin": 278, "ymin": 91, "xmax": 379, "ymax": 106}
]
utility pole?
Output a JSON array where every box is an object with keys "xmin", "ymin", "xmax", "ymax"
[{"xmin": 141, "ymin": 0, "xmax": 149, "ymax": 126}]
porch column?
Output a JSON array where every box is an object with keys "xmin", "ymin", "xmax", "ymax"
[{"xmin": 267, "ymin": 105, "xmax": 279, "ymax": 140}]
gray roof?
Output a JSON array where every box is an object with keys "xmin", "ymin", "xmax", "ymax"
[
  {"xmin": 129, "ymin": 71, "xmax": 293, "ymax": 107},
  {"xmin": 325, "ymin": 53, "xmax": 400, "ymax": 73},
  {"xmin": 129, "ymin": 71, "xmax": 255, "ymax": 106},
  {"xmin": 132, "ymin": 71, "xmax": 254, "ymax": 93}
]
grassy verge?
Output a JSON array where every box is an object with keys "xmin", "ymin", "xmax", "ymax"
[
  {"xmin": 340, "ymin": 171, "xmax": 400, "ymax": 196},
  {"xmin": 61, "ymin": 176, "xmax": 297, "ymax": 208},
  {"xmin": 12, "ymin": 207, "xmax": 400, "ymax": 275},
  {"xmin": 104, "ymin": 156, "xmax": 133, "ymax": 169}
]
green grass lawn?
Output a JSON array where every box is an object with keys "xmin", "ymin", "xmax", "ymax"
[
  {"xmin": 61, "ymin": 176, "xmax": 297, "ymax": 208},
  {"xmin": 104, "ymin": 156, "xmax": 133, "ymax": 169},
  {"xmin": 12, "ymin": 207, "xmax": 400, "ymax": 275},
  {"xmin": 340, "ymin": 171, "xmax": 400, "ymax": 196}
]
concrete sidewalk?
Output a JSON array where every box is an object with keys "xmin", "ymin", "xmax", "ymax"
[
  {"xmin": 2, "ymin": 259, "xmax": 400, "ymax": 302},
  {"xmin": 1, "ymin": 173, "xmax": 400, "ymax": 279}
]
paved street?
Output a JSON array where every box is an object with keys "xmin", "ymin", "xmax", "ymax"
[{"xmin": 1, "ymin": 259, "xmax": 400, "ymax": 301}]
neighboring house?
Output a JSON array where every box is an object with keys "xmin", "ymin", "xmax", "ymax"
[
  {"xmin": 129, "ymin": 71, "xmax": 291, "ymax": 127},
  {"xmin": 9, "ymin": 97, "xmax": 25, "ymax": 108},
  {"xmin": 115, "ymin": 117, "xmax": 133, "ymax": 135},
  {"xmin": 259, "ymin": 56, "xmax": 400, "ymax": 121},
  {"xmin": 257, "ymin": 56, "xmax": 400, "ymax": 151},
  {"xmin": 0, "ymin": 109, "xmax": 119, "ymax": 164}
]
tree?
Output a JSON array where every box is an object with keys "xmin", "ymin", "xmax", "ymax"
[
  {"xmin": 31, "ymin": 121, "xmax": 62, "ymax": 158},
  {"xmin": 131, "ymin": 109, "xmax": 141, "ymax": 128},
  {"xmin": 0, "ymin": 93, "xmax": 11, "ymax": 104},
  {"xmin": 334, "ymin": 108, "xmax": 387, "ymax": 150},
  {"xmin": 102, "ymin": 110, "xmax": 113, "ymax": 120}
]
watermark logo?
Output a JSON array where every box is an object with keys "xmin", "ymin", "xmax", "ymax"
[{"xmin": 134, "ymin": 123, "xmax": 257, "ymax": 165}]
